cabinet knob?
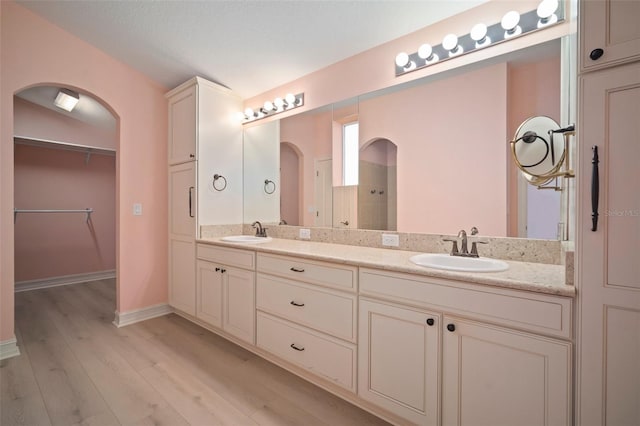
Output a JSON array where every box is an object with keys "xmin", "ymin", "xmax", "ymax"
[
  {"xmin": 221, "ymin": 268, "xmax": 226, "ymax": 273},
  {"xmin": 426, "ymin": 318, "xmax": 435, "ymax": 326},
  {"xmin": 189, "ymin": 153, "xmax": 195, "ymax": 158},
  {"xmin": 589, "ymin": 48, "xmax": 604, "ymax": 61},
  {"xmin": 446, "ymin": 323, "xmax": 456, "ymax": 332},
  {"xmin": 215, "ymin": 267, "xmax": 220, "ymax": 272}
]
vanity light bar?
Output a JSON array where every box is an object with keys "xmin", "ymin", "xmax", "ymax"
[
  {"xmin": 240, "ymin": 93, "xmax": 304, "ymax": 123},
  {"xmin": 394, "ymin": 0, "xmax": 563, "ymax": 77}
]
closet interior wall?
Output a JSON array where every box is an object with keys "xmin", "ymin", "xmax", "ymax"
[{"xmin": 13, "ymin": 97, "xmax": 116, "ymax": 284}]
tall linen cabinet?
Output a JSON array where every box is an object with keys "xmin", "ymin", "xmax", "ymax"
[
  {"xmin": 577, "ymin": 1, "xmax": 640, "ymax": 425},
  {"xmin": 167, "ymin": 77, "xmax": 243, "ymax": 316}
]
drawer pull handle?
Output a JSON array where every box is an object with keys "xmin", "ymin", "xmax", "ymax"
[
  {"xmin": 290, "ymin": 343, "xmax": 305, "ymax": 351},
  {"xmin": 290, "ymin": 301, "xmax": 305, "ymax": 307},
  {"xmin": 290, "ymin": 267, "xmax": 305, "ymax": 273},
  {"xmin": 426, "ymin": 318, "xmax": 435, "ymax": 326},
  {"xmin": 447, "ymin": 323, "xmax": 456, "ymax": 332}
]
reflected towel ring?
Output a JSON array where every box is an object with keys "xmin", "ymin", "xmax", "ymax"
[
  {"xmin": 513, "ymin": 133, "xmax": 549, "ymax": 168},
  {"xmin": 264, "ymin": 179, "xmax": 276, "ymax": 195},
  {"xmin": 213, "ymin": 174, "xmax": 227, "ymax": 191}
]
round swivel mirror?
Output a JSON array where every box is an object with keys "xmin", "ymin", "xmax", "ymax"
[{"xmin": 510, "ymin": 116, "xmax": 568, "ymax": 186}]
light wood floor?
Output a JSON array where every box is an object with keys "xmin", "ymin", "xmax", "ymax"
[{"xmin": 1, "ymin": 280, "xmax": 389, "ymax": 426}]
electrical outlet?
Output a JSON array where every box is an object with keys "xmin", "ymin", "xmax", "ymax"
[
  {"xmin": 133, "ymin": 203, "xmax": 142, "ymax": 216},
  {"xmin": 382, "ymin": 233, "xmax": 399, "ymax": 247},
  {"xmin": 299, "ymin": 228, "xmax": 311, "ymax": 239}
]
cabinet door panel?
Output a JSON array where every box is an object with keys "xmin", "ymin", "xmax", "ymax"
[
  {"xmin": 223, "ymin": 267, "xmax": 255, "ymax": 344},
  {"xmin": 169, "ymin": 237, "xmax": 195, "ymax": 315},
  {"xmin": 358, "ymin": 299, "xmax": 440, "ymax": 426},
  {"xmin": 580, "ymin": 0, "xmax": 640, "ymax": 71},
  {"xmin": 196, "ymin": 260, "xmax": 222, "ymax": 327},
  {"xmin": 443, "ymin": 317, "xmax": 571, "ymax": 426},
  {"xmin": 168, "ymin": 85, "xmax": 196, "ymax": 164},
  {"xmin": 169, "ymin": 162, "xmax": 196, "ymax": 237}
]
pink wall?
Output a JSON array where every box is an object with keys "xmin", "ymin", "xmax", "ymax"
[
  {"xmin": 280, "ymin": 108, "xmax": 332, "ymax": 226},
  {"xmin": 14, "ymin": 97, "xmax": 116, "ymax": 150},
  {"xmin": 1, "ymin": 1, "xmax": 168, "ymax": 342},
  {"xmin": 14, "ymin": 144, "xmax": 116, "ymax": 281},
  {"xmin": 359, "ymin": 62, "xmax": 507, "ymax": 235}
]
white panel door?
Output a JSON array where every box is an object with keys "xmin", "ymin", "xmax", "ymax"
[
  {"xmin": 358, "ymin": 299, "xmax": 440, "ymax": 426},
  {"xmin": 442, "ymin": 316, "xmax": 571, "ymax": 426},
  {"xmin": 577, "ymin": 61, "xmax": 640, "ymax": 426},
  {"xmin": 223, "ymin": 266, "xmax": 255, "ymax": 344}
]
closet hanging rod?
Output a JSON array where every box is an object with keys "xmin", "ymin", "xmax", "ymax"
[
  {"xmin": 14, "ymin": 208, "xmax": 94, "ymax": 223},
  {"xmin": 14, "ymin": 135, "xmax": 116, "ymax": 157}
]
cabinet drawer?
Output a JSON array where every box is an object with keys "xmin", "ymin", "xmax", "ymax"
[
  {"xmin": 257, "ymin": 253, "xmax": 356, "ymax": 291},
  {"xmin": 360, "ymin": 268, "xmax": 572, "ymax": 339},
  {"xmin": 256, "ymin": 312, "xmax": 356, "ymax": 391},
  {"xmin": 256, "ymin": 274, "xmax": 356, "ymax": 342},
  {"xmin": 197, "ymin": 244, "xmax": 255, "ymax": 270}
]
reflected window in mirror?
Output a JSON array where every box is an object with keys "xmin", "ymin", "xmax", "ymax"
[{"xmin": 343, "ymin": 121, "xmax": 359, "ymax": 186}]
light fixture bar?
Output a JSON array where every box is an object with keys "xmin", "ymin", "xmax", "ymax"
[
  {"xmin": 54, "ymin": 88, "xmax": 80, "ymax": 112},
  {"xmin": 395, "ymin": 3, "xmax": 564, "ymax": 77},
  {"xmin": 241, "ymin": 93, "xmax": 304, "ymax": 124}
]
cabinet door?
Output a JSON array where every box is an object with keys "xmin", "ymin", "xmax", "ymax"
[
  {"xmin": 168, "ymin": 162, "xmax": 196, "ymax": 315},
  {"xmin": 578, "ymin": 61, "xmax": 640, "ymax": 426},
  {"xmin": 168, "ymin": 84, "xmax": 197, "ymax": 164},
  {"xmin": 442, "ymin": 317, "xmax": 571, "ymax": 426},
  {"xmin": 580, "ymin": 0, "xmax": 640, "ymax": 72},
  {"xmin": 358, "ymin": 299, "xmax": 440, "ymax": 426},
  {"xmin": 169, "ymin": 162, "xmax": 196, "ymax": 237},
  {"xmin": 196, "ymin": 260, "xmax": 222, "ymax": 327},
  {"xmin": 223, "ymin": 267, "xmax": 255, "ymax": 344}
]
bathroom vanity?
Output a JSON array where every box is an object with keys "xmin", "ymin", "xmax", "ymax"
[{"xmin": 173, "ymin": 237, "xmax": 574, "ymax": 426}]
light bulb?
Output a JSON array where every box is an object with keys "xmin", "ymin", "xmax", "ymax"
[
  {"xmin": 442, "ymin": 33, "xmax": 462, "ymax": 56},
  {"xmin": 470, "ymin": 23, "xmax": 491, "ymax": 48},
  {"xmin": 285, "ymin": 93, "xmax": 296, "ymax": 107},
  {"xmin": 417, "ymin": 43, "xmax": 438, "ymax": 64},
  {"xmin": 237, "ymin": 111, "xmax": 247, "ymax": 121},
  {"xmin": 263, "ymin": 101, "xmax": 274, "ymax": 112},
  {"xmin": 537, "ymin": 0, "xmax": 558, "ymax": 27},
  {"xmin": 274, "ymin": 97, "xmax": 285, "ymax": 109},
  {"xmin": 395, "ymin": 52, "xmax": 409, "ymax": 68},
  {"xmin": 244, "ymin": 107, "xmax": 255, "ymax": 119},
  {"xmin": 501, "ymin": 11, "xmax": 522, "ymax": 38}
]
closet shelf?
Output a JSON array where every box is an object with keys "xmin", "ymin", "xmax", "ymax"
[
  {"xmin": 14, "ymin": 208, "xmax": 93, "ymax": 223},
  {"xmin": 14, "ymin": 135, "xmax": 115, "ymax": 164}
]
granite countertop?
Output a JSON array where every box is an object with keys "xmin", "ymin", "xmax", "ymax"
[{"xmin": 197, "ymin": 237, "xmax": 575, "ymax": 298}]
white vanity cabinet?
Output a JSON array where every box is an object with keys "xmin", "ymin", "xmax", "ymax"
[
  {"xmin": 195, "ymin": 244, "xmax": 256, "ymax": 344},
  {"xmin": 579, "ymin": 0, "xmax": 640, "ymax": 72},
  {"xmin": 255, "ymin": 253, "xmax": 358, "ymax": 391},
  {"xmin": 358, "ymin": 268, "xmax": 572, "ymax": 426}
]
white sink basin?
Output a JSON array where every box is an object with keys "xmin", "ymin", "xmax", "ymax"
[
  {"xmin": 409, "ymin": 253, "xmax": 509, "ymax": 273},
  {"xmin": 220, "ymin": 235, "xmax": 272, "ymax": 244}
]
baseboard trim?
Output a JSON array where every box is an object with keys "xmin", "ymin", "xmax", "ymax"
[
  {"xmin": 0, "ymin": 338, "xmax": 21, "ymax": 360},
  {"xmin": 15, "ymin": 270, "xmax": 116, "ymax": 292},
  {"xmin": 113, "ymin": 303, "xmax": 173, "ymax": 328}
]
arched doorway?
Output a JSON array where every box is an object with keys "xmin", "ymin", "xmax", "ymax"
[
  {"xmin": 359, "ymin": 138, "xmax": 397, "ymax": 231},
  {"xmin": 280, "ymin": 141, "xmax": 303, "ymax": 226}
]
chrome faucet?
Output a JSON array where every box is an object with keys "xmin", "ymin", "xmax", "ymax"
[
  {"xmin": 443, "ymin": 227, "xmax": 487, "ymax": 258},
  {"xmin": 252, "ymin": 221, "xmax": 268, "ymax": 237}
]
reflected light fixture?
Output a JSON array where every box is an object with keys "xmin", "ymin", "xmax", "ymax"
[
  {"xmin": 537, "ymin": 0, "xmax": 559, "ymax": 27},
  {"xmin": 54, "ymin": 88, "xmax": 80, "ymax": 112},
  {"xmin": 501, "ymin": 11, "xmax": 522, "ymax": 38},
  {"xmin": 470, "ymin": 23, "xmax": 491, "ymax": 48},
  {"xmin": 395, "ymin": 52, "xmax": 416, "ymax": 71},
  {"xmin": 241, "ymin": 93, "xmax": 304, "ymax": 123},
  {"xmin": 442, "ymin": 33, "xmax": 462, "ymax": 56}
]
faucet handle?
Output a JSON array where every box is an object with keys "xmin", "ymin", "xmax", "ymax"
[{"xmin": 443, "ymin": 237, "xmax": 459, "ymax": 255}]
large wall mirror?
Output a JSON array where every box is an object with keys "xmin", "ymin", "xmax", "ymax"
[{"xmin": 243, "ymin": 36, "xmax": 573, "ymax": 239}]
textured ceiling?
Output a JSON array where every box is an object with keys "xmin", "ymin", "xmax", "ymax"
[{"xmin": 16, "ymin": 0, "xmax": 488, "ymax": 98}]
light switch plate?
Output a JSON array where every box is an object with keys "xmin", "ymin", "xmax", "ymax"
[
  {"xmin": 299, "ymin": 228, "xmax": 311, "ymax": 239},
  {"xmin": 382, "ymin": 233, "xmax": 399, "ymax": 247},
  {"xmin": 133, "ymin": 203, "xmax": 142, "ymax": 216}
]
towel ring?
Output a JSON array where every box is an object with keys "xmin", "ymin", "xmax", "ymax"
[
  {"xmin": 264, "ymin": 179, "xmax": 276, "ymax": 194},
  {"xmin": 213, "ymin": 174, "xmax": 227, "ymax": 191}
]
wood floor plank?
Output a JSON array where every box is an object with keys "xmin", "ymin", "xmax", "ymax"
[
  {"xmin": 0, "ymin": 327, "xmax": 52, "ymax": 426},
  {"xmin": 30, "ymin": 288, "xmax": 189, "ymax": 426},
  {"xmin": 249, "ymin": 395, "xmax": 327, "ymax": 426},
  {"xmin": 14, "ymin": 291, "xmax": 121, "ymax": 426}
]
